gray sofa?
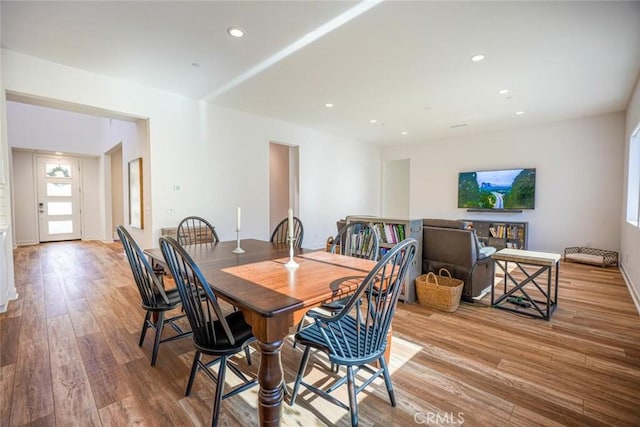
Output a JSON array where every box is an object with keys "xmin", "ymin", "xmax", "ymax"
[{"xmin": 422, "ymin": 219, "xmax": 496, "ymax": 301}]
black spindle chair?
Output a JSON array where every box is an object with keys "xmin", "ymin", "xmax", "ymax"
[
  {"xmin": 177, "ymin": 215, "xmax": 252, "ymax": 364},
  {"xmin": 160, "ymin": 236, "xmax": 258, "ymax": 427},
  {"xmin": 270, "ymin": 216, "xmax": 304, "ymax": 247},
  {"xmin": 177, "ymin": 216, "xmax": 219, "ymax": 245},
  {"xmin": 290, "ymin": 238, "xmax": 418, "ymax": 427},
  {"xmin": 116, "ymin": 225, "xmax": 191, "ymax": 366}
]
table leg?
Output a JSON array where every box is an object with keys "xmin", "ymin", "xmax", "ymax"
[
  {"xmin": 555, "ymin": 262, "xmax": 559, "ymax": 303},
  {"xmin": 503, "ymin": 261, "xmax": 508, "ymax": 294},
  {"xmin": 256, "ymin": 339, "xmax": 285, "ymax": 426},
  {"xmin": 491, "ymin": 261, "xmax": 496, "ymax": 305}
]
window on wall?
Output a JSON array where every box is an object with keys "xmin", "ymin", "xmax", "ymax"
[{"xmin": 627, "ymin": 124, "xmax": 640, "ymax": 226}]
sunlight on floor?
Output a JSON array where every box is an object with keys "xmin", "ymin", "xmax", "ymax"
[{"xmin": 225, "ymin": 335, "xmax": 424, "ymax": 426}]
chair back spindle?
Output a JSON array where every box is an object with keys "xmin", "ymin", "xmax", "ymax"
[
  {"xmin": 177, "ymin": 216, "xmax": 219, "ymax": 245},
  {"xmin": 270, "ymin": 216, "xmax": 304, "ymax": 247}
]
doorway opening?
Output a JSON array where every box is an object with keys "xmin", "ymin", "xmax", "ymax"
[{"xmin": 269, "ymin": 142, "xmax": 299, "ymax": 233}]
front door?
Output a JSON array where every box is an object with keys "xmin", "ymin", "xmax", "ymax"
[{"xmin": 36, "ymin": 156, "xmax": 82, "ymax": 242}]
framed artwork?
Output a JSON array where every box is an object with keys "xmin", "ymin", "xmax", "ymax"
[{"xmin": 128, "ymin": 158, "xmax": 143, "ymax": 229}]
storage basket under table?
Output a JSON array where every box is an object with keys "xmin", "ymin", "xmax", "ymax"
[{"xmin": 415, "ymin": 269, "xmax": 464, "ymax": 312}]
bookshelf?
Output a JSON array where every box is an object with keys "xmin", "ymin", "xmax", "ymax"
[
  {"xmin": 464, "ymin": 219, "xmax": 528, "ymax": 250},
  {"xmin": 345, "ymin": 216, "xmax": 423, "ymax": 303}
]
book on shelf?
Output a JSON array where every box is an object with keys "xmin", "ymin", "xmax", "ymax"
[
  {"xmin": 374, "ymin": 223, "xmax": 386, "ymax": 243},
  {"xmin": 374, "ymin": 222, "xmax": 406, "ymax": 245},
  {"xmin": 347, "ymin": 228, "xmax": 375, "ymax": 257},
  {"xmin": 506, "ymin": 226, "xmax": 523, "ymax": 239},
  {"xmin": 385, "ymin": 224, "xmax": 394, "ymax": 243},
  {"xmin": 489, "ymin": 225, "xmax": 505, "ymax": 238}
]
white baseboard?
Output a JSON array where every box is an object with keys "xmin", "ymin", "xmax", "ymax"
[
  {"xmin": 15, "ymin": 240, "xmax": 38, "ymax": 247},
  {"xmin": 82, "ymin": 236, "xmax": 114, "ymax": 243},
  {"xmin": 620, "ymin": 263, "xmax": 640, "ymax": 316},
  {"xmin": 0, "ymin": 289, "xmax": 19, "ymax": 314}
]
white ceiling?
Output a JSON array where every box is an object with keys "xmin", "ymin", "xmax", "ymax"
[{"xmin": 2, "ymin": 1, "xmax": 640, "ymax": 146}]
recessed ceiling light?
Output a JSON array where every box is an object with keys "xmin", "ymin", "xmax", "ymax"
[
  {"xmin": 516, "ymin": 111, "xmax": 525, "ymax": 115},
  {"xmin": 370, "ymin": 119, "xmax": 377, "ymax": 124},
  {"xmin": 471, "ymin": 54, "xmax": 485, "ymax": 62},
  {"xmin": 227, "ymin": 27, "xmax": 245, "ymax": 38},
  {"xmin": 401, "ymin": 131, "xmax": 408, "ymax": 135},
  {"xmin": 191, "ymin": 62, "xmax": 200, "ymax": 68},
  {"xmin": 55, "ymin": 152, "xmax": 63, "ymax": 155},
  {"xmin": 325, "ymin": 103, "xmax": 334, "ymax": 108},
  {"xmin": 498, "ymin": 89, "xmax": 509, "ymax": 95}
]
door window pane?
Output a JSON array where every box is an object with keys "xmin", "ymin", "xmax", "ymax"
[
  {"xmin": 46, "ymin": 163, "xmax": 72, "ymax": 178},
  {"xmin": 47, "ymin": 183, "xmax": 72, "ymax": 197},
  {"xmin": 48, "ymin": 220, "xmax": 73, "ymax": 235},
  {"xmin": 47, "ymin": 202, "xmax": 72, "ymax": 216}
]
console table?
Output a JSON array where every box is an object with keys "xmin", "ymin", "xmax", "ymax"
[{"xmin": 491, "ymin": 248, "xmax": 560, "ymax": 320}]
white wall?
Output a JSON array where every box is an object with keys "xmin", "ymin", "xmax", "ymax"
[
  {"xmin": 383, "ymin": 112, "xmax": 625, "ymax": 253},
  {"xmin": 622, "ymin": 76, "xmax": 640, "ymax": 303},
  {"xmin": 110, "ymin": 146, "xmax": 123, "ymax": 239},
  {"xmin": 10, "ymin": 150, "xmax": 37, "ymax": 245},
  {"xmin": 2, "ymin": 49, "xmax": 381, "ymax": 250},
  {"xmin": 81, "ymin": 156, "xmax": 103, "ymax": 240},
  {"xmin": 7, "ymin": 101, "xmax": 107, "ymax": 154},
  {"xmin": 0, "ymin": 20, "xmax": 18, "ymax": 311},
  {"xmin": 382, "ymin": 159, "xmax": 410, "ymax": 218},
  {"xmin": 99, "ymin": 118, "xmax": 141, "ymax": 239}
]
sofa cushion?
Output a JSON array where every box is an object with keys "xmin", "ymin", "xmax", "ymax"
[{"xmin": 479, "ymin": 246, "xmax": 496, "ymax": 259}]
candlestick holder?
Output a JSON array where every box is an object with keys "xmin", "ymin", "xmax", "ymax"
[
  {"xmin": 232, "ymin": 230, "xmax": 245, "ymax": 254},
  {"xmin": 284, "ymin": 236, "xmax": 299, "ymax": 269}
]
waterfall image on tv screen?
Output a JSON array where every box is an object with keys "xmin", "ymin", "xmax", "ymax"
[{"xmin": 458, "ymin": 168, "xmax": 536, "ymax": 210}]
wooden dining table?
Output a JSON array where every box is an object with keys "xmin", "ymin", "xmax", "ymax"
[{"xmin": 144, "ymin": 239, "xmax": 377, "ymax": 426}]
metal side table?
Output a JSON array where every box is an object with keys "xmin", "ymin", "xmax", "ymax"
[{"xmin": 491, "ymin": 248, "xmax": 561, "ymax": 320}]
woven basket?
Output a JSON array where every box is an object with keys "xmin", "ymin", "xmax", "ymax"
[{"xmin": 415, "ymin": 269, "xmax": 464, "ymax": 312}]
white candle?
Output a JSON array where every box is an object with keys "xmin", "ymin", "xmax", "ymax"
[
  {"xmin": 288, "ymin": 208, "xmax": 294, "ymax": 239},
  {"xmin": 236, "ymin": 206, "xmax": 241, "ymax": 232}
]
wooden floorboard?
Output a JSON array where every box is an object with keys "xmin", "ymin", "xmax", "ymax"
[{"xmin": 1, "ymin": 240, "xmax": 639, "ymax": 426}]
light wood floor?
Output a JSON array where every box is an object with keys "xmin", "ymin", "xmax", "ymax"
[{"xmin": 1, "ymin": 240, "xmax": 639, "ymax": 426}]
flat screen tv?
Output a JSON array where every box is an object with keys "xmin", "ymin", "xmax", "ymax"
[{"xmin": 458, "ymin": 168, "xmax": 536, "ymax": 210}]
